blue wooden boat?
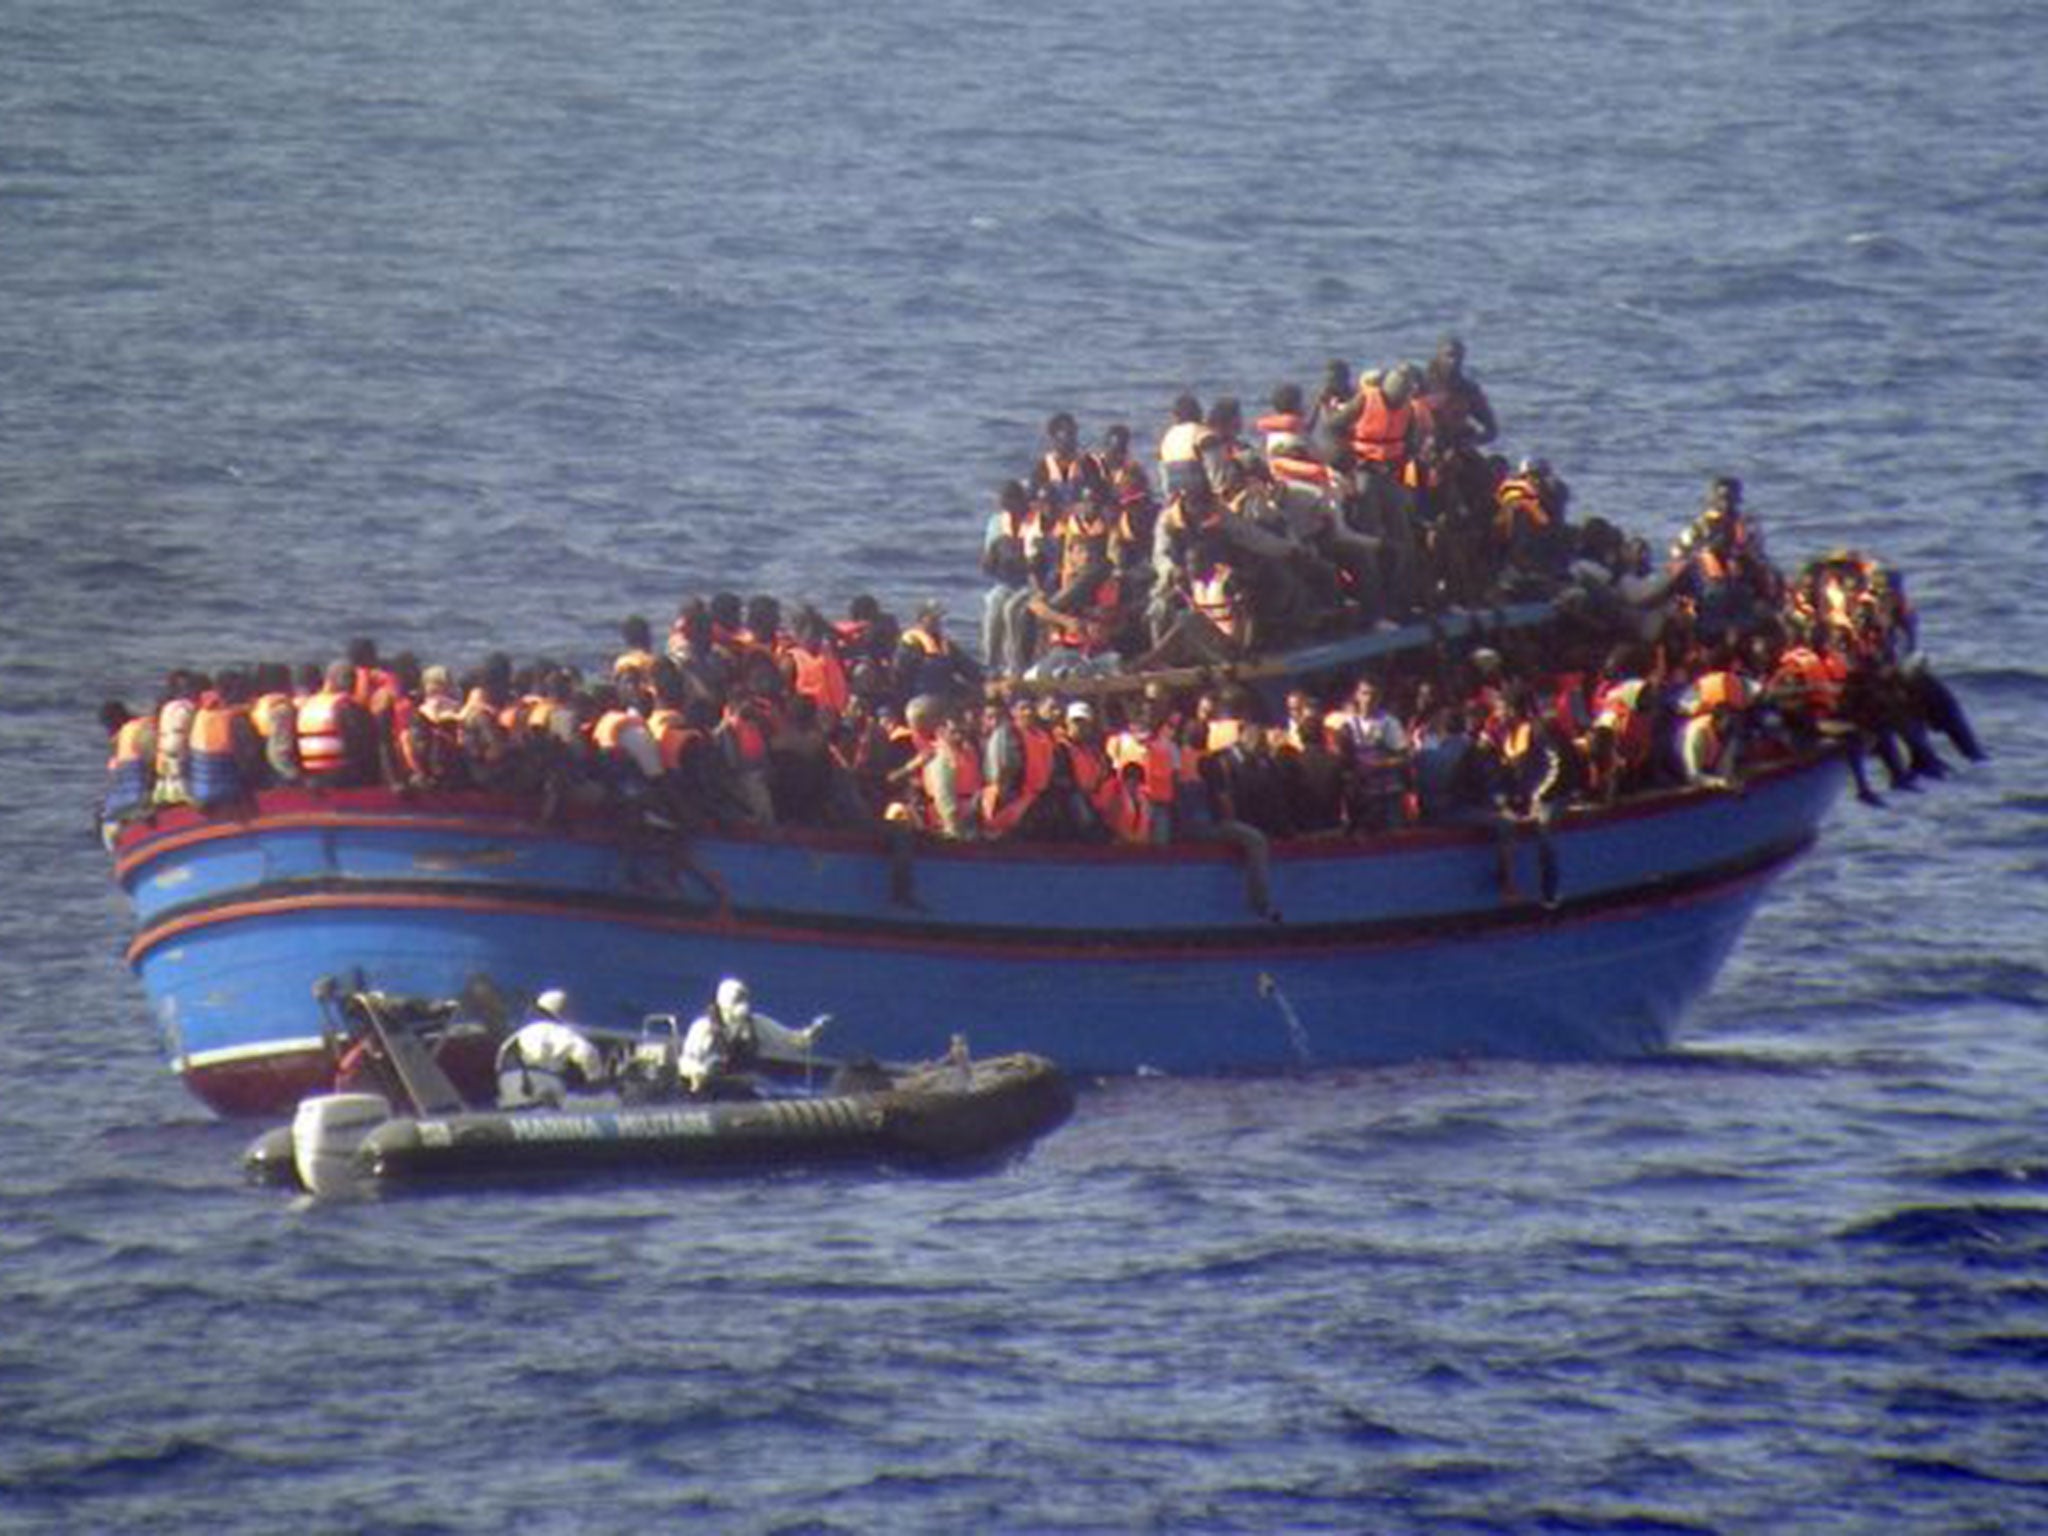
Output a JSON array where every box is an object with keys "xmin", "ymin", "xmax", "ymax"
[{"xmin": 111, "ymin": 722, "xmax": 1849, "ymax": 1115}]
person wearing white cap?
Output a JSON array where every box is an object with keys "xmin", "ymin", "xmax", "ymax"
[
  {"xmin": 679, "ymin": 978, "xmax": 828, "ymax": 1096},
  {"xmin": 496, "ymin": 988, "xmax": 608, "ymax": 1107}
]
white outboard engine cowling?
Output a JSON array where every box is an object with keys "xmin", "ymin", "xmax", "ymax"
[{"xmin": 292, "ymin": 1092, "xmax": 392, "ymax": 1197}]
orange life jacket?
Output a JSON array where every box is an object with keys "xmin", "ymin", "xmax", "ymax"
[
  {"xmin": 921, "ymin": 737, "xmax": 981, "ymax": 835},
  {"xmin": 526, "ymin": 698, "xmax": 561, "ymax": 737},
  {"xmin": 591, "ymin": 709, "xmax": 637, "ymax": 751},
  {"xmin": 1593, "ymin": 678, "xmax": 1652, "ymax": 767},
  {"xmin": 613, "ymin": 647, "xmax": 657, "ymax": 693},
  {"xmin": 1038, "ymin": 450, "xmax": 1089, "ymax": 504},
  {"xmin": 296, "ymin": 690, "xmax": 351, "ymax": 780},
  {"xmin": 105, "ymin": 716, "xmax": 154, "ymax": 817},
  {"xmin": 1204, "ymin": 717, "xmax": 1245, "ymax": 754},
  {"xmin": 1494, "ymin": 474, "xmax": 1550, "ymax": 539},
  {"xmin": 1269, "ymin": 452, "xmax": 1343, "ymax": 496},
  {"xmin": 952, "ymin": 735, "xmax": 983, "ymax": 802},
  {"xmin": 788, "ymin": 644, "xmax": 850, "ymax": 718},
  {"xmin": 1771, "ymin": 647, "xmax": 1844, "ymax": 717},
  {"xmin": 187, "ymin": 701, "xmax": 246, "ymax": 807},
  {"xmin": 1689, "ymin": 669, "xmax": 1752, "ymax": 715},
  {"xmin": 247, "ymin": 692, "xmax": 292, "ymax": 741},
  {"xmin": 646, "ymin": 707, "xmax": 698, "ymax": 773},
  {"xmin": 1254, "ymin": 410, "xmax": 1308, "ymax": 439},
  {"xmin": 1140, "ymin": 732, "xmax": 1179, "ymax": 807},
  {"xmin": 901, "ymin": 624, "xmax": 951, "ymax": 658},
  {"xmin": 1350, "ymin": 386, "xmax": 1413, "ymax": 468},
  {"xmin": 983, "ymin": 721, "xmax": 1056, "ymax": 835}
]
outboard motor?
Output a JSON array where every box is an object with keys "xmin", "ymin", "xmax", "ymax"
[{"xmin": 291, "ymin": 1092, "xmax": 391, "ymax": 1197}]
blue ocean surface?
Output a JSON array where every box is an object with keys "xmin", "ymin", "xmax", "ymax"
[{"xmin": 3, "ymin": 0, "xmax": 2046, "ymax": 1529}]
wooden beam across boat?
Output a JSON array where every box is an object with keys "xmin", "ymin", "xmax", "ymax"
[{"xmin": 987, "ymin": 599, "xmax": 1560, "ymax": 702}]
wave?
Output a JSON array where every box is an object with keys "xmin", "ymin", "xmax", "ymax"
[
  {"xmin": 0, "ymin": 1436, "xmax": 243, "ymax": 1499},
  {"xmin": 1839, "ymin": 1201, "xmax": 2048, "ymax": 1252},
  {"xmin": 1875, "ymin": 1454, "xmax": 2048, "ymax": 1489}
]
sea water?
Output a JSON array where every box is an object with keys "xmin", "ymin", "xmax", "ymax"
[{"xmin": 2, "ymin": 0, "xmax": 2045, "ymax": 1529}]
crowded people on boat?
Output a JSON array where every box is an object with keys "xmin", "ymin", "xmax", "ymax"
[
  {"xmin": 99, "ymin": 558, "xmax": 1975, "ymax": 855},
  {"xmin": 100, "ymin": 337, "xmax": 1984, "ymax": 856}
]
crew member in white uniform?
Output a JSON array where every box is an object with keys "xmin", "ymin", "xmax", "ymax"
[
  {"xmin": 497, "ymin": 988, "xmax": 608, "ymax": 1107},
  {"xmin": 679, "ymin": 978, "xmax": 826, "ymax": 1096}
]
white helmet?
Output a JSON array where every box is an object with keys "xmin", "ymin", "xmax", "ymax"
[
  {"xmin": 535, "ymin": 988, "xmax": 569, "ymax": 1019},
  {"xmin": 715, "ymin": 978, "xmax": 751, "ymax": 1022}
]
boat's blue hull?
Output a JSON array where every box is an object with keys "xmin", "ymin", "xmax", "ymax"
[{"xmin": 114, "ymin": 751, "xmax": 1846, "ymax": 1115}]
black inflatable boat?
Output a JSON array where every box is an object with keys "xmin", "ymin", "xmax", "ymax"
[{"xmin": 243, "ymin": 991, "xmax": 1074, "ymax": 1196}]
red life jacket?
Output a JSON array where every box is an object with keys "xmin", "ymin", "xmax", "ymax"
[
  {"xmin": 1140, "ymin": 732, "xmax": 1179, "ymax": 808},
  {"xmin": 1108, "ymin": 772, "xmax": 1150, "ymax": 844},
  {"xmin": 1064, "ymin": 737, "xmax": 1124, "ymax": 825},
  {"xmin": 352, "ymin": 666, "xmax": 399, "ymax": 717},
  {"xmin": 1064, "ymin": 575, "xmax": 1123, "ymax": 656},
  {"xmin": 719, "ymin": 708, "xmax": 768, "ymax": 767}
]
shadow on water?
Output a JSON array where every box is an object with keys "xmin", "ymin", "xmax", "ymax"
[{"xmin": 1629, "ymin": 1044, "xmax": 1953, "ymax": 1079}]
